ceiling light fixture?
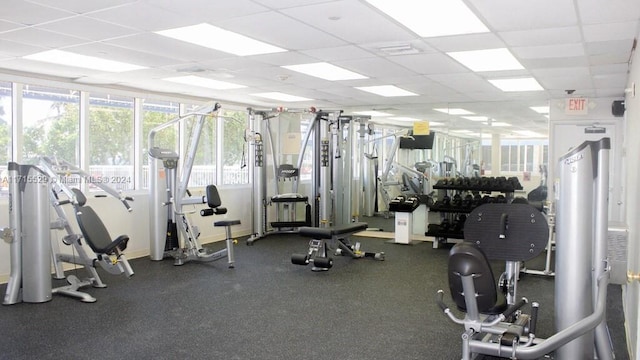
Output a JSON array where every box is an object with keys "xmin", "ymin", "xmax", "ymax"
[
  {"xmin": 446, "ymin": 48, "xmax": 524, "ymax": 72},
  {"xmin": 530, "ymin": 106, "xmax": 550, "ymax": 114},
  {"xmin": 282, "ymin": 62, "xmax": 367, "ymax": 81},
  {"xmin": 489, "ymin": 77, "xmax": 544, "ymax": 92},
  {"xmin": 24, "ymin": 49, "xmax": 146, "ymax": 72},
  {"xmin": 252, "ymin": 92, "xmax": 313, "ymax": 102},
  {"xmin": 163, "ymin": 75, "xmax": 246, "ymax": 90},
  {"xmin": 365, "ymin": 0, "xmax": 488, "ymax": 38},
  {"xmin": 355, "ymin": 85, "xmax": 418, "ymax": 97},
  {"xmin": 156, "ymin": 23, "xmax": 286, "ymax": 56},
  {"xmin": 433, "ymin": 108, "xmax": 474, "ymax": 115},
  {"xmin": 462, "ymin": 116, "xmax": 488, "ymax": 121},
  {"xmin": 353, "ymin": 110, "xmax": 393, "ymax": 116}
]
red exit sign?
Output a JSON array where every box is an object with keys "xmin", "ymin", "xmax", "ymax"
[{"xmin": 565, "ymin": 97, "xmax": 589, "ymax": 115}]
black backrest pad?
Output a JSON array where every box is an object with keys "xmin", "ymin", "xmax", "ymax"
[
  {"xmin": 71, "ymin": 188, "xmax": 87, "ymax": 207},
  {"xmin": 76, "ymin": 206, "xmax": 114, "ymax": 254},
  {"xmin": 206, "ymin": 185, "xmax": 222, "ymax": 208},
  {"xmin": 448, "ymin": 242, "xmax": 498, "ymax": 313},
  {"xmin": 464, "ymin": 203, "xmax": 549, "ymax": 261}
]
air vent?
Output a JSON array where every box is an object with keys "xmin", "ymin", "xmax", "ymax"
[{"xmin": 379, "ymin": 44, "xmax": 420, "ymax": 56}]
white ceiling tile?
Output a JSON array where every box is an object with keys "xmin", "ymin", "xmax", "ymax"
[
  {"xmin": 583, "ymin": 21, "xmax": 639, "ymax": 42},
  {"xmin": 593, "ymin": 73, "xmax": 628, "ymax": 89},
  {"xmin": 590, "ymin": 63, "xmax": 629, "ymax": 75},
  {"xmin": 61, "ymin": 42, "xmax": 182, "ymax": 67},
  {"xmin": 536, "ymin": 73, "xmax": 593, "ymax": 91},
  {"xmin": 586, "ymin": 39, "xmax": 635, "ymax": 56},
  {"xmin": 2, "ymin": 1, "xmax": 76, "ymax": 25},
  {"xmin": 218, "ymin": 11, "xmax": 345, "ymax": 50},
  {"xmin": 148, "ymin": 0, "xmax": 268, "ymax": 22},
  {"xmin": 104, "ymin": 33, "xmax": 231, "ymax": 62},
  {"xmin": 28, "ymin": 0, "xmax": 138, "ymax": 14},
  {"xmin": 0, "ymin": 20, "xmax": 24, "ymax": 33},
  {"xmin": 589, "ymin": 52, "xmax": 631, "ymax": 66},
  {"xmin": 0, "ymin": 58, "xmax": 97, "ymax": 78},
  {"xmin": 251, "ymin": 52, "xmax": 320, "ymax": 67},
  {"xmin": 0, "ymin": 27, "xmax": 88, "ymax": 48},
  {"xmin": 301, "ymin": 45, "xmax": 376, "ymax": 62},
  {"xmin": 86, "ymin": 3, "xmax": 192, "ymax": 31},
  {"xmin": 511, "ymin": 43, "xmax": 585, "ymax": 59},
  {"xmin": 37, "ymin": 15, "xmax": 139, "ymax": 41},
  {"xmin": 0, "ymin": 39, "xmax": 46, "ymax": 57},
  {"xmin": 530, "ymin": 67, "xmax": 591, "ymax": 79},
  {"xmin": 334, "ymin": 57, "xmax": 417, "ymax": 78},
  {"xmin": 387, "ymin": 53, "xmax": 470, "ymax": 75},
  {"xmin": 499, "ymin": 27, "xmax": 582, "ymax": 47},
  {"xmin": 521, "ymin": 56, "xmax": 589, "ymax": 69},
  {"xmin": 470, "ymin": 0, "xmax": 578, "ymax": 31},
  {"xmin": 252, "ymin": 0, "xmax": 336, "ymax": 10},
  {"xmin": 427, "ymin": 73, "xmax": 501, "ymax": 93},
  {"xmin": 577, "ymin": 0, "xmax": 640, "ymax": 24},
  {"xmin": 424, "ymin": 33, "xmax": 505, "ymax": 52},
  {"xmin": 280, "ymin": 0, "xmax": 416, "ymax": 44}
]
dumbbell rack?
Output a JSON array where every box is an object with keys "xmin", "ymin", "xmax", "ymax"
[{"xmin": 426, "ymin": 176, "xmax": 523, "ymax": 249}]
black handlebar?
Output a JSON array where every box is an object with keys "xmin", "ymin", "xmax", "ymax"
[
  {"xmin": 436, "ymin": 290, "xmax": 449, "ymax": 312},
  {"xmin": 529, "ymin": 302, "xmax": 539, "ymax": 335},
  {"xmin": 503, "ymin": 297, "xmax": 528, "ymax": 319}
]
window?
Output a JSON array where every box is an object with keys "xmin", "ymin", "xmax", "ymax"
[
  {"xmin": 22, "ymin": 85, "xmax": 79, "ymax": 164},
  {"xmin": 142, "ymin": 99, "xmax": 179, "ymax": 188},
  {"xmin": 88, "ymin": 93, "xmax": 134, "ymax": 191},
  {"xmin": 186, "ymin": 104, "xmax": 216, "ymax": 187},
  {"xmin": 0, "ymin": 82, "xmax": 12, "ymax": 193},
  {"xmin": 221, "ymin": 109, "xmax": 248, "ymax": 185}
]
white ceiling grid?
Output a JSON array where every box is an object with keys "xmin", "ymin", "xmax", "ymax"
[{"xmin": 0, "ymin": 0, "xmax": 637, "ymax": 137}]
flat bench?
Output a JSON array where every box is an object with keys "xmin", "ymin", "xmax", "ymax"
[
  {"xmin": 298, "ymin": 222, "xmax": 367, "ymax": 239},
  {"xmin": 292, "ymin": 222, "xmax": 384, "ymax": 271}
]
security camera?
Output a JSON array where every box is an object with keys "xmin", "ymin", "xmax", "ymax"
[{"xmin": 565, "ymin": 89, "xmax": 575, "ymax": 95}]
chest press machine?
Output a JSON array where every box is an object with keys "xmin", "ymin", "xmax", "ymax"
[
  {"xmin": 437, "ymin": 138, "xmax": 614, "ymax": 359},
  {"xmin": 4, "ymin": 157, "xmax": 134, "ymax": 304}
]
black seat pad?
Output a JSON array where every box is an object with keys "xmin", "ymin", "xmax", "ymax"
[{"xmin": 299, "ymin": 222, "xmax": 368, "ymax": 239}]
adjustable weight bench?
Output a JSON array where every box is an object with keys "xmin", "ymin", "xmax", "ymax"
[{"xmin": 291, "ymin": 222, "xmax": 385, "ymax": 271}]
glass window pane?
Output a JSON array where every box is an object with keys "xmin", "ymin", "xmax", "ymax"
[
  {"xmin": 0, "ymin": 82, "xmax": 12, "ymax": 195},
  {"xmin": 500, "ymin": 145, "xmax": 510, "ymax": 171},
  {"xmin": 142, "ymin": 99, "xmax": 179, "ymax": 188},
  {"xmin": 222, "ymin": 109, "xmax": 247, "ymax": 185},
  {"xmin": 187, "ymin": 104, "xmax": 216, "ymax": 187},
  {"xmin": 526, "ymin": 145, "xmax": 534, "ymax": 172},
  {"xmin": 88, "ymin": 93, "xmax": 134, "ymax": 191},
  {"xmin": 22, "ymin": 85, "xmax": 79, "ymax": 164}
]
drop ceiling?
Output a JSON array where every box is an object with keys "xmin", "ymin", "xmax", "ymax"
[{"xmin": 0, "ymin": 0, "xmax": 638, "ymax": 137}]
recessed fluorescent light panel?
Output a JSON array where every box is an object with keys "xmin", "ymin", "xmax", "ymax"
[
  {"xmin": 282, "ymin": 62, "xmax": 367, "ymax": 81},
  {"xmin": 487, "ymin": 121, "xmax": 511, "ymax": 127},
  {"xmin": 447, "ymin": 48, "xmax": 524, "ymax": 72},
  {"xmin": 530, "ymin": 106, "xmax": 550, "ymax": 114},
  {"xmin": 489, "ymin": 78, "xmax": 544, "ymax": 92},
  {"xmin": 433, "ymin": 108, "xmax": 474, "ymax": 115},
  {"xmin": 462, "ymin": 116, "xmax": 488, "ymax": 122},
  {"xmin": 24, "ymin": 49, "xmax": 146, "ymax": 72},
  {"xmin": 389, "ymin": 117, "xmax": 419, "ymax": 122},
  {"xmin": 513, "ymin": 130, "xmax": 545, "ymax": 138},
  {"xmin": 353, "ymin": 110, "xmax": 392, "ymax": 116},
  {"xmin": 163, "ymin": 75, "xmax": 246, "ymax": 90},
  {"xmin": 355, "ymin": 85, "xmax": 418, "ymax": 97},
  {"xmin": 156, "ymin": 23, "xmax": 286, "ymax": 56},
  {"xmin": 252, "ymin": 92, "xmax": 312, "ymax": 102},
  {"xmin": 365, "ymin": 0, "xmax": 488, "ymax": 37}
]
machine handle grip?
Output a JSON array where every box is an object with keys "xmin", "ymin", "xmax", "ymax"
[
  {"xmin": 121, "ymin": 199, "xmax": 132, "ymax": 212},
  {"xmin": 200, "ymin": 208, "xmax": 214, "ymax": 217},
  {"xmin": 436, "ymin": 290, "xmax": 449, "ymax": 312},
  {"xmin": 503, "ymin": 297, "xmax": 528, "ymax": 319},
  {"xmin": 57, "ymin": 199, "xmax": 71, "ymax": 205},
  {"xmin": 499, "ymin": 213, "xmax": 508, "ymax": 239},
  {"xmin": 529, "ymin": 302, "xmax": 539, "ymax": 335}
]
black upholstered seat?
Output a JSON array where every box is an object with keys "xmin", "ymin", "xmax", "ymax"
[
  {"xmin": 72, "ymin": 188, "xmax": 129, "ymax": 255},
  {"xmin": 448, "ymin": 242, "xmax": 507, "ymax": 315}
]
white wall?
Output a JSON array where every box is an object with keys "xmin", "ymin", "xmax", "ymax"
[
  {"xmin": 0, "ymin": 186, "xmax": 253, "ymax": 283},
  {"xmin": 623, "ymin": 35, "xmax": 640, "ymax": 359}
]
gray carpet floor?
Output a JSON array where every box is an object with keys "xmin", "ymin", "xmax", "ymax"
[{"xmin": 0, "ymin": 220, "xmax": 629, "ymax": 360}]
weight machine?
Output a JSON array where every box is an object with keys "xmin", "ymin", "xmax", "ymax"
[
  {"xmin": 148, "ymin": 102, "xmax": 239, "ymax": 267},
  {"xmin": 437, "ymin": 138, "xmax": 614, "ymax": 359},
  {"xmin": 245, "ymin": 107, "xmax": 342, "ymax": 244},
  {"xmin": 3, "ymin": 157, "xmax": 134, "ymax": 304}
]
